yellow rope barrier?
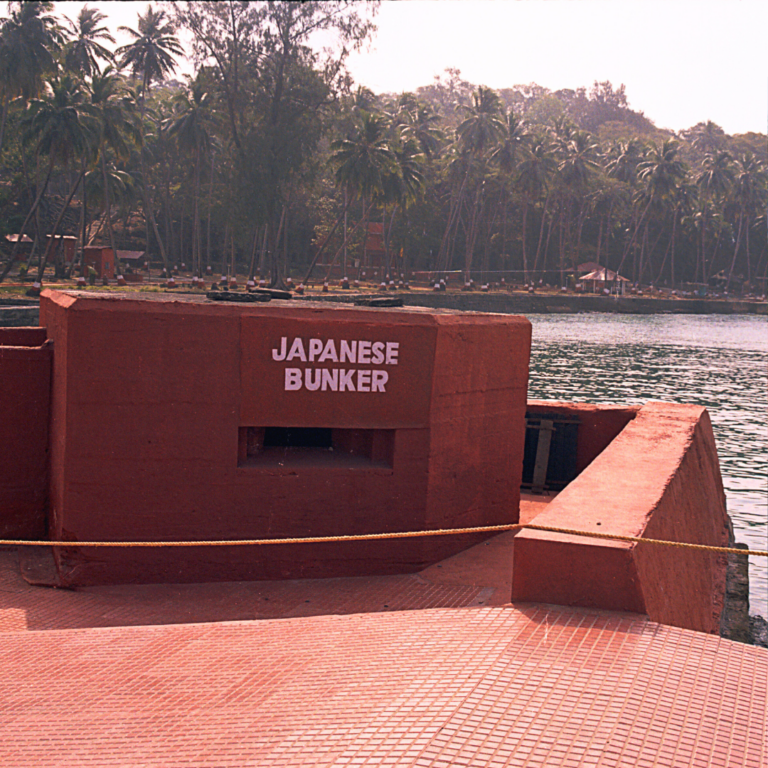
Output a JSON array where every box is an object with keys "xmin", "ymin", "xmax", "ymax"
[
  {"xmin": 0, "ymin": 523, "xmax": 766, "ymax": 557},
  {"xmin": 524, "ymin": 525, "xmax": 768, "ymax": 556}
]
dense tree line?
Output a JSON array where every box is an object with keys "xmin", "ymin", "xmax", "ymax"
[{"xmin": 0, "ymin": 1, "xmax": 765, "ymax": 294}]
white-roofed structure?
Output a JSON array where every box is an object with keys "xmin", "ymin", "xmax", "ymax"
[{"xmin": 579, "ymin": 267, "xmax": 630, "ymax": 294}]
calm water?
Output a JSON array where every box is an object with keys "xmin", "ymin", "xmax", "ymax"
[{"xmin": 527, "ymin": 314, "xmax": 768, "ymax": 617}]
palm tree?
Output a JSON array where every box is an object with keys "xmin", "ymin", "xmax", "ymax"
[
  {"xmin": 517, "ymin": 134, "xmax": 556, "ymax": 281},
  {"xmin": 606, "ymin": 139, "xmax": 642, "ymax": 186},
  {"xmin": 490, "ymin": 110, "xmax": 528, "ymax": 262},
  {"xmin": 82, "ymin": 166, "xmax": 136, "ymax": 247},
  {"xmin": 688, "ymin": 121, "xmax": 726, "ymax": 157},
  {"xmin": 696, "ymin": 150, "xmax": 734, "ymax": 281},
  {"xmin": 17, "ymin": 74, "xmax": 98, "ymax": 285},
  {"xmin": 727, "ymin": 153, "xmax": 767, "ymax": 288},
  {"xmin": 89, "ymin": 67, "xmax": 140, "ymax": 259},
  {"xmin": 397, "ymin": 97, "xmax": 444, "ymax": 160},
  {"xmin": 379, "ymin": 133, "xmax": 426, "ymax": 280},
  {"xmin": 661, "ymin": 181, "xmax": 698, "ymax": 287},
  {"xmin": 556, "ymin": 130, "xmax": 600, "ymax": 277},
  {"xmin": 165, "ymin": 79, "xmax": 213, "ymax": 278},
  {"xmin": 696, "ymin": 150, "xmax": 734, "ymax": 199},
  {"xmin": 303, "ymin": 112, "xmax": 396, "ymax": 282},
  {"xmin": 117, "ymin": 5, "xmax": 183, "ymax": 273},
  {"xmin": 634, "ymin": 140, "xmax": 686, "ymax": 284},
  {"xmin": 456, "ymin": 87, "xmax": 505, "ymax": 156},
  {"xmin": 64, "ymin": 5, "xmax": 115, "ymax": 79},
  {"xmin": 453, "ymin": 87, "xmax": 504, "ymax": 280},
  {"xmin": 334, "ymin": 111, "xmax": 396, "ymax": 271},
  {"xmin": 0, "ymin": 1, "xmax": 62, "ymax": 156},
  {"xmin": 332, "ymin": 112, "xmax": 396, "ymax": 203}
]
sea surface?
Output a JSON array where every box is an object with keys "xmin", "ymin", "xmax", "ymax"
[{"xmin": 527, "ymin": 313, "xmax": 768, "ymax": 617}]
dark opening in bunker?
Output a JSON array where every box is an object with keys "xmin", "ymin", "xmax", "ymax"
[
  {"xmin": 264, "ymin": 427, "xmax": 332, "ymax": 449},
  {"xmin": 238, "ymin": 427, "xmax": 395, "ymax": 469},
  {"xmin": 521, "ymin": 413, "xmax": 580, "ymax": 493}
]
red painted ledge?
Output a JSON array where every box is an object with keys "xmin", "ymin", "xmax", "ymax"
[{"xmin": 512, "ymin": 401, "xmax": 730, "ymax": 633}]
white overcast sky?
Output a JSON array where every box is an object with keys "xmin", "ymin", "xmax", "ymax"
[{"xmin": 17, "ymin": 0, "xmax": 768, "ymax": 135}]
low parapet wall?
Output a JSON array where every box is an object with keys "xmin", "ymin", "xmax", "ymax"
[
  {"xmin": 0, "ymin": 306, "xmax": 39, "ymax": 327},
  {"xmin": 512, "ymin": 402, "xmax": 730, "ymax": 634},
  {"xmin": 0, "ymin": 330, "xmax": 51, "ymax": 539}
]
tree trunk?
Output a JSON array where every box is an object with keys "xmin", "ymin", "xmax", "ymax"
[
  {"xmin": 323, "ymin": 204, "xmax": 373, "ymax": 281},
  {"xmin": 269, "ymin": 204, "xmax": 287, "ymax": 287},
  {"xmin": 521, "ymin": 200, "xmax": 529, "ymax": 283},
  {"xmin": 464, "ymin": 186, "xmax": 482, "ymax": 281},
  {"xmin": 0, "ymin": 95, "xmax": 10, "ymax": 160},
  {"xmin": 0, "ymin": 156, "xmax": 55, "ymax": 282},
  {"xmin": 700, "ymin": 208, "xmax": 707, "ymax": 283},
  {"xmin": 74, "ymin": 170, "xmax": 87, "ymax": 278},
  {"xmin": 101, "ymin": 153, "xmax": 118, "ymax": 257},
  {"xmin": 384, "ymin": 204, "xmax": 398, "ymax": 281},
  {"xmin": 36, "ymin": 170, "xmax": 85, "ymax": 284},
  {"xmin": 138, "ymin": 84, "xmax": 169, "ymax": 272},
  {"xmin": 726, "ymin": 213, "xmax": 744, "ymax": 291},
  {"xmin": 670, "ymin": 208, "xmax": 677, "ymax": 287},
  {"xmin": 303, "ymin": 197, "xmax": 353, "ymax": 284},
  {"xmin": 436, "ymin": 170, "xmax": 469, "ymax": 279},
  {"xmin": 595, "ymin": 215, "xmax": 603, "ymax": 267},
  {"xmin": 247, "ymin": 225, "xmax": 261, "ymax": 283},
  {"xmin": 206, "ymin": 149, "xmax": 215, "ymax": 272},
  {"xmin": 221, "ymin": 222, "xmax": 229, "ymax": 278},
  {"xmin": 745, "ymin": 214, "xmax": 751, "ymax": 284},
  {"xmin": 342, "ymin": 187, "xmax": 348, "ymax": 279},
  {"xmin": 230, "ymin": 228, "xmax": 236, "ymax": 280},
  {"xmin": 257, "ymin": 223, "xmax": 269, "ymax": 280},
  {"xmin": 531, "ymin": 193, "xmax": 551, "ymax": 281},
  {"xmin": 193, "ymin": 144, "xmax": 201, "ymax": 276}
]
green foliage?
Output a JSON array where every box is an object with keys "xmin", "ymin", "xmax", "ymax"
[{"xmin": 0, "ymin": 2, "xmax": 765, "ymax": 293}]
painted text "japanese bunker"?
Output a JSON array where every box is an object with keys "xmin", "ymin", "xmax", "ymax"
[{"xmin": 271, "ymin": 337, "xmax": 400, "ymax": 392}]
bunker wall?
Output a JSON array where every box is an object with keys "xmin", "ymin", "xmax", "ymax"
[
  {"xmin": 0, "ymin": 340, "xmax": 51, "ymax": 538},
  {"xmin": 40, "ymin": 292, "xmax": 531, "ymax": 586}
]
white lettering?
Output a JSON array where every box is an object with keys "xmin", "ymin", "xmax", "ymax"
[
  {"xmin": 305, "ymin": 368, "xmax": 321, "ymax": 391},
  {"xmin": 340, "ymin": 340, "xmax": 357, "ymax": 364},
  {"xmin": 308, "ymin": 338, "xmax": 323, "ymax": 362},
  {"xmin": 277, "ymin": 338, "xmax": 399, "ymax": 394},
  {"xmin": 272, "ymin": 336, "xmax": 288, "ymax": 361},
  {"xmin": 339, "ymin": 369, "xmax": 356, "ymax": 391},
  {"xmin": 321, "ymin": 368, "xmax": 338, "ymax": 391},
  {"xmin": 385, "ymin": 342, "xmax": 399, "ymax": 365},
  {"xmin": 285, "ymin": 368, "xmax": 302, "ymax": 390},
  {"xmin": 357, "ymin": 369, "xmax": 371, "ymax": 392},
  {"xmin": 372, "ymin": 370, "xmax": 389, "ymax": 392},
  {"xmin": 319, "ymin": 339, "xmax": 338, "ymax": 363},
  {"xmin": 371, "ymin": 341, "xmax": 385, "ymax": 365},
  {"xmin": 287, "ymin": 338, "xmax": 307, "ymax": 362},
  {"xmin": 358, "ymin": 340, "xmax": 372, "ymax": 364}
]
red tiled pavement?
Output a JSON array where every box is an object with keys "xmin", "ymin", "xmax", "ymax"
[
  {"xmin": 0, "ymin": 494, "xmax": 551, "ymax": 633},
  {"xmin": 1, "ymin": 605, "xmax": 766, "ymax": 767},
  {"xmin": 1, "ymin": 491, "xmax": 765, "ymax": 767}
]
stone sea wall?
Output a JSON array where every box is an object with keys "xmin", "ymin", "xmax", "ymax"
[{"xmin": 303, "ymin": 291, "xmax": 768, "ymax": 315}]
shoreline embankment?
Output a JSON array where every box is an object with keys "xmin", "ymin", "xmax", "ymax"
[
  {"xmin": 301, "ymin": 291, "xmax": 768, "ymax": 316},
  {"xmin": 0, "ymin": 291, "xmax": 765, "ymax": 327}
]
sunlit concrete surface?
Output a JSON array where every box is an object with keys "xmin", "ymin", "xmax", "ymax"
[
  {"xmin": 1, "ymin": 492, "xmax": 765, "ymax": 768},
  {"xmin": 1, "ymin": 602, "xmax": 765, "ymax": 768}
]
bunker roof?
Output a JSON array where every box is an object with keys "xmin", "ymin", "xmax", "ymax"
[{"xmin": 42, "ymin": 289, "xmax": 530, "ymax": 322}]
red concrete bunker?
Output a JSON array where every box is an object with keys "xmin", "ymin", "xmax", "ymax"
[
  {"xmin": 0, "ymin": 290, "xmax": 733, "ymax": 636},
  {"xmin": 39, "ymin": 291, "xmax": 531, "ymax": 586}
]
